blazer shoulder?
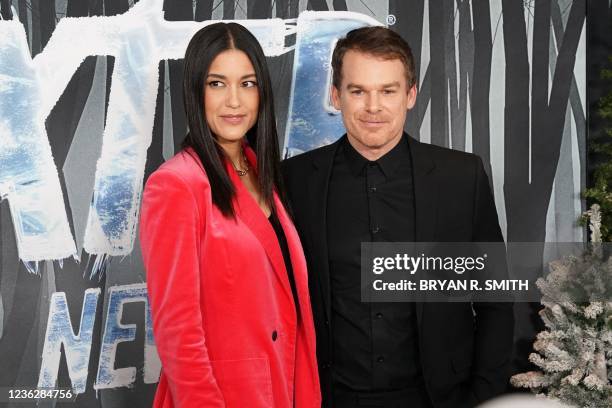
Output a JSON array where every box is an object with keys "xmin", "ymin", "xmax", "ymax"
[
  {"xmin": 154, "ymin": 149, "xmax": 208, "ymax": 179},
  {"xmin": 145, "ymin": 149, "xmax": 211, "ymax": 198},
  {"xmin": 413, "ymin": 140, "xmax": 484, "ymax": 176},
  {"xmin": 419, "ymin": 140, "xmax": 480, "ymax": 162},
  {"xmin": 282, "ymin": 141, "xmax": 339, "ymax": 174}
]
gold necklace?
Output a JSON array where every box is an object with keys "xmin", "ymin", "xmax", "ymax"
[{"xmin": 232, "ymin": 151, "xmax": 249, "ymax": 177}]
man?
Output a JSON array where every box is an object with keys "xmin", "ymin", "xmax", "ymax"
[{"xmin": 282, "ymin": 27, "xmax": 514, "ymax": 408}]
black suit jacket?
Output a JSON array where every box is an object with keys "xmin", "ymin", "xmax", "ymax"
[{"xmin": 282, "ymin": 134, "xmax": 514, "ymax": 408}]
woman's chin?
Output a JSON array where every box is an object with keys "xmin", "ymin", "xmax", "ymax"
[{"xmin": 215, "ymin": 131, "xmax": 248, "ymax": 144}]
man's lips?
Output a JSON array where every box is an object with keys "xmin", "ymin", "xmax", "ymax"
[{"xmin": 359, "ymin": 118, "xmax": 388, "ymax": 128}]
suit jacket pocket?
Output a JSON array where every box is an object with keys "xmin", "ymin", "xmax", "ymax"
[{"xmin": 211, "ymin": 357, "xmax": 274, "ymax": 407}]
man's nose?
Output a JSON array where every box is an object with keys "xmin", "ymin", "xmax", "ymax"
[{"xmin": 365, "ymin": 91, "xmax": 381, "ymax": 112}]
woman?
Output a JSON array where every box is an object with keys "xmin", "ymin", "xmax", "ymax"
[{"xmin": 139, "ymin": 23, "xmax": 320, "ymax": 408}]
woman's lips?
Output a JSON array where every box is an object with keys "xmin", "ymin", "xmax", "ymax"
[{"xmin": 220, "ymin": 114, "xmax": 246, "ymax": 125}]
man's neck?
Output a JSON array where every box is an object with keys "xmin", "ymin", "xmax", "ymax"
[{"xmin": 346, "ymin": 131, "xmax": 404, "ymax": 161}]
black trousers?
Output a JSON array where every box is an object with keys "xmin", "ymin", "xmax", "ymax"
[{"xmin": 332, "ymin": 383, "xmax": 433, "ymax": 408}]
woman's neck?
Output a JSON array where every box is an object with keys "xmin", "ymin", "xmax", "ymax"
[{"xmin": 218, "ymin": 140, "xmax": 243, "ymax": 167}]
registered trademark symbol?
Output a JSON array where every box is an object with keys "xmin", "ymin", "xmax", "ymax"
[{"xmin": 386, "ymin": 14, "xmax": 396, "ymax": 26}]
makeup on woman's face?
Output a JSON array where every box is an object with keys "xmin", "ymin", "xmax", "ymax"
[{"xmin": 204, "ymin": 49, "xmax": 259, "ymax": 147}]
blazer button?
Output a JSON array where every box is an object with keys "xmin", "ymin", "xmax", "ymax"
[{"xmin": 272, "ymin": 330, "xmax": 278, "ymax": 341}]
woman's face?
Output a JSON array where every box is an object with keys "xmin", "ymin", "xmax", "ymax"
[{"xmin": 204, "ymin": 49, "xmax": 259, "ymax": 147}]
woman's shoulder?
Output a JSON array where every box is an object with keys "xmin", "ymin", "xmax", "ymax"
[
  {"xmin": 152, "ymin": 149, "xmax": 209, "ymax": 183},
  {"xmin": 145, "ymin": 148, "xmax": 211, "ymax": 197}
]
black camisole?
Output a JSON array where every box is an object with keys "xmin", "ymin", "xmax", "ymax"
[{"xmin": 268, "ymin": 211, "xmax": 299, "ymax": 313}]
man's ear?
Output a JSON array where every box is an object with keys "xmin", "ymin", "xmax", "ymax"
[
  {"xmin": 331, "ymin": 85, "xmax": 341, "ymax": 110},
  {"xmin": 406, "ymin": 84, "xmax": 417, "ymax": 110}
]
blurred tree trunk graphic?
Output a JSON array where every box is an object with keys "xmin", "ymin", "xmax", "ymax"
[
  {"xmin": 333, "ymin": 0, "xmax": 347, "ymax": 11},
  {"xmin": 224, "ymin": 0, "xmax": 235, "ymax": 19},
  {"xmin": 503, "ymin": 0, "xmax": 585, "ymax": 243},
  {"xmin": 0, "ymin": 0, "xmax": 11, "ymax": 19},
  {"xmin": 248, "ymin": 0, "xmax": 271, "ymax": 18},
  {"xmin": 390, "ymin": 0, "xmax": 425, "ymax": 140},
  {"xmin": 163, "ymin": 0, "xmax": 192, "ymax": 151},
  {"xmin": 195, "ymin": 0, "xmax": 214, "ymax": 21},
  {"xmin": 471, "ymin": 0, "xmax": 493, "ymax": 177},
  {"xmin": 307, "ymin": 0, "xmax": 328, "ymax": 11}
]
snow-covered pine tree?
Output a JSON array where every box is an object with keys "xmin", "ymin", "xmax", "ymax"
[{"xmin": 511, "ymin": 204, "xmax": 612, "ymax": 408}]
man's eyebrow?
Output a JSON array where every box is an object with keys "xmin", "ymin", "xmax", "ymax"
[{"xmin": 345, "ymin": 82, "xmax": 401, "ymax": 89}]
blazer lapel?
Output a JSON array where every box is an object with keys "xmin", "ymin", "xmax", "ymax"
[
  {"xmin": 229, "ymin": 148, "xmax": 294, "ymax": 304},
  {"xmin": 273, "ymin": 194, "xmax": 319, "ymax": 379},
  {"xmin": 306, "ymin": 139, "xmax": 343, "ymax": 324},
  {"xmin": 407, "ymin": 135, "xmax": 438, "ymax": 326},
  {"xmin": 408, "ymin": 135, "xmax": 438, "ymax": 242}
]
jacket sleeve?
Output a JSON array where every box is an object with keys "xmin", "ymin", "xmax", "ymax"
[
  {"xmin": 470, "ymin": 157, "xmax": 514, "ymax": 402},
  {"xmin": 139, "ymin": 168, "xmax": 225, "ymax": 408}
]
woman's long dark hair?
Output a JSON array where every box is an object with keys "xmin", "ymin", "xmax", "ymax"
[{"xmin": 182, "ymin": 22, "xmax": 287, "ymax": 218}]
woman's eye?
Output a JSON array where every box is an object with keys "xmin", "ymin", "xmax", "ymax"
[
  {"xmin": 242, "ymin": 80, "xmax": 258, "ymax": 88},
  {"xmin": 208, "ymin": 81, "xmax": 224, "ymax": 88}
]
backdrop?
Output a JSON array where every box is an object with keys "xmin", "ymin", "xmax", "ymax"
[{"xmin": 0, "ymin": 0, "xmax": 594, "ymax": 407}]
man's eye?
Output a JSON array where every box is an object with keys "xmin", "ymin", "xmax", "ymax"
[
  {"xmin": 208, "ymin": 81, "xmax": 224, "ymax": 88},
  {"xmin": 242, "ymin": 80, "xmax": 258, "ymax": 88},
  {"xmin": 383, "ymin": 89, "xmax": 396, "ymax": 94},
  {"xmin": 351, "ymin": 90, "xmax": 363, "ymax": 95}
]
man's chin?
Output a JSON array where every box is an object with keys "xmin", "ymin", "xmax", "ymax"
[{"xmin": 358, "ymin": 135, "xmax": 395, "ymax": 149}]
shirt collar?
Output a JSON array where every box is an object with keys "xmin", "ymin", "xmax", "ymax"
[{"xmin": 342, "ymin": 132, "xmax": 410, "ymax": 178}]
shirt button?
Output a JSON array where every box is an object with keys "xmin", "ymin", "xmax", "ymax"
[
  {"xmin": 324, "ymin": 320, "xmax": 330, "ymax": 326},
  {"xmin": 370, "ymin": 186, "xmax": 377, "ymax": 192},
  {"xmin": 372, "ymin": 226, "xmax": 380, "ymax": 234},
  {"xmin": 377, "ymin": 356, "xmax": 385, "ymax": 363},
  {"xmin": 375, "ymin": 312, "xmax": 383, "ymax": 319},
  {"xmin": 272, "ymin": 330, "xmax": 278, "ymax": 341}
]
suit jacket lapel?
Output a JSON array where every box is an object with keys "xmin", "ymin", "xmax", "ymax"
[
  {"xmin": 273, "ymin": 194, "xmax": 319, "ymax": 378},
  {"xmin": 307, "ymin": 139, "xmax": 342, "ymax": 324},
  {"xmin": 230, "ymin": 148, "xmax": 294, "ymax": 304},
  {"xmin": 407, "ymin": 135, "xmax": 438, "ymax": 326}
]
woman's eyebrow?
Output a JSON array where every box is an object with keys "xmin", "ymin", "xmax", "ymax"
[{"xmin": 206, "ymin": 73, "xmax": 256, "ymax": 79}]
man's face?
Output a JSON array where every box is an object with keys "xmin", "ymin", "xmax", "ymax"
[{"xmin": 331, "ymin": 50, "xmax": 417, "ymax": 159}]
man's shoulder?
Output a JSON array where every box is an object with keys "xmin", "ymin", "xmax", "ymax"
[
  {"xmin": 411, "ymin": 138, "xmax": 482, "ymax": 172},
  {"xmin": 413, "ymin": 138, "xmax": 478, "ymax": 161},
  {"xmin": 282, "ymin": 139, "xmax": 340, "ymax": 174}
]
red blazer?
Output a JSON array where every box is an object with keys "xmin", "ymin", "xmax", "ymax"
[{"xmin": 139, "ymin": 147, "xmax": 321, "ymax": 408}]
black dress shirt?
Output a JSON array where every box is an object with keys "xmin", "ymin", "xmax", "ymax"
[{"xmin": 327, "ymin": 134, "xmax": 423, "ymax": 392}]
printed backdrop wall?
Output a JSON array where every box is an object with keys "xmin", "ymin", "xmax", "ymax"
[{"xmin": 0, "ymin": 0, "xmax": 592, "ymax": 407}]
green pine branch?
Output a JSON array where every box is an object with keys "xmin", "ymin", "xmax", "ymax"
[{"xmin": 582, "ymin": 56, "xmax": 612, "ymax": 241}]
